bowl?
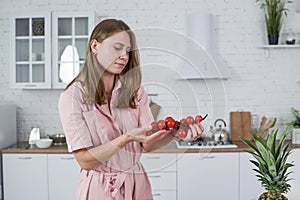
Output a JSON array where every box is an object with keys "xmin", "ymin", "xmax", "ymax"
[
  {"xmin": 48, "ymin": 134, "xmax": 66, "ymax": 145},
  {"xmin": 36, "ymin": 139, "xmax": 53, "ymax": 148}
]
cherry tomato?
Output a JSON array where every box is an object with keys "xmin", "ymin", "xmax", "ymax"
[
  {"xmin": 165, "ymin": 116, "xmax": 175, "ymax": 122},
  {"xmin": 165, "ymin": 116, "xmax": 176, "ymax": 129},
  {"xmin": 180, "ymin": 118, "xmax": 187, "ymax": 124},
  {"xmin": 157, "ymin": 120, "xmax": 166, "ymax": 130},
  {"xmin": 186, "ymin": 116, "xmax": 194, "ymax": 124},
  {"xmin": 177, "ymin": 128, "xmax": 187, "ymax": 139},
  {"xmin": 151, "ymin": 121, "xmax": 159, "ymax": 132},
  {"xmin": 195, "ymin": 115, "xmax": 203, "ymax": 123}
]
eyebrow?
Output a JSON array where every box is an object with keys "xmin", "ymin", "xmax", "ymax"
[{"xmin": 114, "ymin": 42, "xmax": 131, "ymax": 49}]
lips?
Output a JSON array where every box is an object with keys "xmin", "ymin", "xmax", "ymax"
[{"xmin": 115, "ymin": 62, "xmax": 126, "ymax": 67}]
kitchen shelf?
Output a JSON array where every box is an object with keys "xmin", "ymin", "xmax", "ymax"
[
  {"xmin": 261, "ymin": 44, "xmax": 300, "ymax": 49},
  {"xmin": 260, "ymin": 44, "xmax": 300, "ymax": 58}
]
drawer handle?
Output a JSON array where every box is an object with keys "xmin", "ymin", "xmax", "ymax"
[
  {"xmin": 202, "ymin": 156, "xmax": 215, "ymax": 159},
  {"xmin": 152, "ymin": 193, "xmax": 161, "ymax": 196},
  {"xmin": 146, "ymin": 156, "xmax": 161, "ymax": 159},
  {"xmin": 18, "ymin": 157, "xmax": 32, "ymax": 160},
  {"xmin": 148, "ymin": 175, "xmax": 161, "ymax": 178},
  {"xmin": 60, "ymin": 157, "xmax": 74, "ymax": 160}
]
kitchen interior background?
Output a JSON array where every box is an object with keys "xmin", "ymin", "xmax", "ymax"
[{"xmin": 0, "ymin": 0, "xmax": 299, "ymax": 142}]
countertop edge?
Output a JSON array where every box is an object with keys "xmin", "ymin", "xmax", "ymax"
[{"xmin": 2, "ymin": 141, "xmax": 300, "ymax": 154}]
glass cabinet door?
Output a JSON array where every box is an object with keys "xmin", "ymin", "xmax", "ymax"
[
  {"xmin": 12, "ymin": 14, "xmax": 51, "ymax": 89},
  {"xmin": 52, "ymin": 12, "xmax": 94, "ymax": 89}
]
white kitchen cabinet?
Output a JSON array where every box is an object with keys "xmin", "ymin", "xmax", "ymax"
[
  {"xmin": 51, "ymin": 11, "xmax": 95, "ymax": 89},
  {"xmin": 239, "ymin": 152, "xmax": 264, "ymax": 200},
  {"xmin": 11, "ymin": 13, "xmax": 52, "ymax": 89},
  {"xmin": 141, "ymin": 153, "xmax": 177, "ymax": 200},
  {"xmin": 48, "ymin": 154, "xmax": 80, "ymax": 200},
  {"xmin": 286, "ymin": 148, "xmax": 300, "ymax": 199},
  {"xmin": 10, "ymin": 11, "xmax": 95, "ymax": 89},
  {"xmin": 177, "ymin": 152, "xmax": 239, "ymax": 200},
  {"xmin": 2, "ymin": 154, "xmax": 48, "ymax": 200}
]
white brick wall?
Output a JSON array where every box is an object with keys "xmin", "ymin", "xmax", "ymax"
[{"xmin": 0, "ymin": 0, "xmax": 299, "ymax": 141}]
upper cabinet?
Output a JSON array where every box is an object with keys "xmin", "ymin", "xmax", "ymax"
[
  {"xmin": 11, "ymin": 11, "xmax": 95, "ymax": 89},
  {"xmin": 11, "ymin": 13, "xmax": 51, "ymax": 89},
  {"xmin": 52, "ymin": 11, "xmax": 95, "ymax": 89}
]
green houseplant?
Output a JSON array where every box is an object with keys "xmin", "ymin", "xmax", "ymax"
[
  {"xmin": 257, "ymin": 0, "xmax": 288, "ymax": 45},
  {"xmin": 241, "ymin": 126, "xmax": 294, "ymax": 200},
  {"xmin": 287, "ymin": 107, "xmax": 300, "ymax": 144},
  {"xmin": 287, "ymin": 107, "xmax": 300, "ymax": 128}
]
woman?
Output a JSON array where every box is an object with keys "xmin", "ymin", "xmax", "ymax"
[{"xmin": 58, "ymin": 19, "xmax": 204, "ymax": 200}]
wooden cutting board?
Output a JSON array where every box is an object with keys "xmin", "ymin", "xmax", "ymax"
[{"xmin": 230, "ymin": 111, "xmax": 252, "ymax": 141}]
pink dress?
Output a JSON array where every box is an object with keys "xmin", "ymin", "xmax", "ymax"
[{"xmin": 58, "ymin": 81, "xmax": 154, "ymax": 200}]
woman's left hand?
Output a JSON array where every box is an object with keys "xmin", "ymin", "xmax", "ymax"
[{"xmin": 183, "ymin": 123, "xmax": 204, "ymax": 141}]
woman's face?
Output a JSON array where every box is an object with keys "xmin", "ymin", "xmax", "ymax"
[{"xmin": 93, "ymin": 31, "xmax": 131, "ymax": 75}]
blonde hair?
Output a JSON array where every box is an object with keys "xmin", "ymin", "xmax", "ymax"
[{"xmin": 66, "ymin": 19, "xmax": 141, "ymax": 109}]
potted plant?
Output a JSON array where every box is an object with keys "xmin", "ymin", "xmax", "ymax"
[
  {"xmin": 256, "ymin": 0, "xmax": 288, "ymax": 45},
  {"xmin": 287, "ymin": 107, "xmax": 300, "ymax": 144},
  {"xmin": 241, "ymin": 126, "xmax": 294, "ymax": 200}
]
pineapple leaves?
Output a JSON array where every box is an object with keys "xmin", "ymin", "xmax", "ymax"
[{"xmin": 242, "ymin": 124, "xmax": 294, "ymax": 195}]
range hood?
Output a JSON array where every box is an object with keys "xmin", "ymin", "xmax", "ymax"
[{"xmin": 179, "ymin": 13, "xmax": 229, "ymax": 79}]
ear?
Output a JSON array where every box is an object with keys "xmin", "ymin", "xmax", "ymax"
[{"xmin": 90, "ymin": 39, "xmax": 98, "ymax": 54}]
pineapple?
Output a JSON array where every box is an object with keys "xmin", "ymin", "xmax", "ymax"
[{"xmin": 241, "ymin": 126, "xmax": 294, "ymax": 200}]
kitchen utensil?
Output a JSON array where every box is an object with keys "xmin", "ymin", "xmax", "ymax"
[
  {"xmin": 48, "ymin": 134, "xmax": 66, "ymax": 145},
  {"xmin": 210, "ymin": 119, "xmax": 230, "ymax": 144},
  {"xmin": 230, "ymin": 111, "xmax": 252, "ymax": 141},
  {"xmin": 257, "ymin": 117, "xmax": 276, "ymax": 138},
  {"xmin": 29, "ymin": 126, "xmax": 40, "ymax": 144}
]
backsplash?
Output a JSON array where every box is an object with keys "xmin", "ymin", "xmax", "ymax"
[{"xmin": 0, "ymin": 0, "xmax": 299, "ymax": 141}]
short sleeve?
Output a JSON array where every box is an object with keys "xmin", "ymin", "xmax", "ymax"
[
  {"xmin": 136, "ymin": 87, "xmax": 154, "ymax": 126},
  {"xmin": 58, "ymin": 85, "xmax": 93, "ymax": 152}
]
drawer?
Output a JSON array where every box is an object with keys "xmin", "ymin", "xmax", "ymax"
[
  {"xmin": 148, "ymin": 172, "xmax": 176, "ymax": 190},
  {"xmin": 152, "ymin": 190, "xmax": 177, "ymax": 200},
  {"xmin": 141, "ymin": 153, "xmax": 177, "ymax": 172}
]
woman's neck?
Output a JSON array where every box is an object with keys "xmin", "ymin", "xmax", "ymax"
[{"xmin": 102, "ymin": 73, "xmax": 116, "ymax": 94}]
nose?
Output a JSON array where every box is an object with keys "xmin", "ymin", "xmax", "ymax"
[{"xmin": 119, "ymin": 51, "xmax": 129, "ymax": 60}]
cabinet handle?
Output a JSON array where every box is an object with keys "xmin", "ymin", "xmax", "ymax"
[
  {"xmin": 148, "ymin": 175, "xmax": 161, "ymax": 178},
  {"xmin": 146, "ymin": 156, "xmax": 161, "ymax": 159},
  {"xmin": 60, "ymin": 157, "xmax": 74, "ymax": 160},
  {"xmin": 201, "ymin": 156, "xmax": 215, "ymax": 159},
  {"xmin": 152, "ymin": 193, "xmax": 161, "ymax": 196},
  {"xmin": 18, "ymin": 156, "xmax": 32, "ymax": 160},
  {"xmin": 24, "ymin": 84, "xmax": 37, "ymax": 87}
]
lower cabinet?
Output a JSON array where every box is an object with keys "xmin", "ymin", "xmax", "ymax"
[
  {"xmin": 2, "ymin": 153, "xmax": 79, "ymax": 200},
  {"xmin": 48, "ymin": 154, "xmax": 80, "ymax": 200},
  {"xmin": 141, "ymin": 153, "xmax": 177, "ymax": 200},
  {"xmin": 239, "ymin": 152, "xmax": 264, "ymax": 199},
  {"xmin": 3, "ymin": 154, "xmax": 48, "ymax": 200},
  {"xmin": 3, "ymin": 149, "xmax": 300, "ymax": 200},
  {"xmin": 286, "ymin": 148, "xmax": 300, "ymax": 199},
  {"xmin": 240, "ymin": 149, "xmax": 300, "ymax": 200},
  {"xmin": 177, "ymin": 152, "xmax": 239, "ymax": 200}
]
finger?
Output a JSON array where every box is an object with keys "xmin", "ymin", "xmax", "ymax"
[
  {"xmin": 189, "ymin": 124, "xmax": 198, "ymax": 140},
  {"xmin": 198, "ymin": 123, "xmax": 204, "ymax": 132},
  {"xmin": 146, "ymin": 129, "xmax": 170, "ymax": 141},
  {"xmin": 135, "ymin": 125, "xmax": 152, "ymax": 136},
  {"xmin": 192, "ymin": 123, "xmax": 202, "ymax": 134},
  {"xmin": 184, "ymin": 128, "xmax": 193, "ymax": 141}
]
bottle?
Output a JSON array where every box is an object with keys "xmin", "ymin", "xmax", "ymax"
[{"xmin": 285, "ymin": 28, "xmax": 296, "ymax": 45}]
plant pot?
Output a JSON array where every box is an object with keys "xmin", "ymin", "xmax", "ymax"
[
  {"xmin": 292, "ymin": 128, "xmax": 300, "ymax": 144},
  {"xmin": 268, "ymin": 34, "xmax": 279, "ymax": 45}
]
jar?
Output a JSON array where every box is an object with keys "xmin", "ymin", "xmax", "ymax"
[{"xmin": 285, "ymin": 28, "xmax": 296, "ymax": 45}]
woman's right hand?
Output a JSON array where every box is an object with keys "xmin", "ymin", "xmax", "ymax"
[{"xmin": 125, "ymin": 125, "xmax": 170, "ymax": 144}]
